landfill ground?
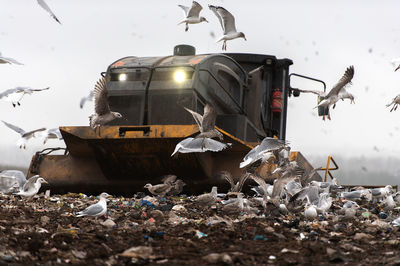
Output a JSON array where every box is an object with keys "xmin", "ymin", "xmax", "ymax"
[{"xmin": 1, "ymin": 192, "xmax": 400, "ymax": 265}]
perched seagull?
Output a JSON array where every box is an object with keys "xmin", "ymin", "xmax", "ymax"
[
  {"xmin": 240, "ymin": 137, "xmax": 287, "ymax": 169},
  {"xmin": 221, "ymin": 193, "xmax": 244, "ymax": 214},
  {"xmin": 195, "ymin": 186, "xmax": 218, "ymax": 206},
  {"xmin": 299, "ymin": 66, "xmax": 354, "ymax": 120},
  {"xmin": 80, "ymin": 90, "xmax": 94, "ymax": 109},
  {"xmin": 161, "ymin": 175, "xmax": 186, "ymax": 195},
  {"xmin": 34, "ymin": 128, "xmax": 63, "ymax": 144},
  {"xmin": 76, "ymin": 192, "xmax": 111, "ymax": 218},
  {"xmin": 0, "ymin": 52, "xmax": 23, "ymax": 65},
  {"xmin": 171, "ymin": 137, "xmax": 231, "ymax": 156},
  {"xmin": 178, "ymin": 1, "xmax": 208, "ymax": 32},
  {"xmin": 0, "ymin": 87, "xmax": 49, "ymax": 107},
  {"xmin": 89, "ymin": 77, "xmax": 122, "ymax": 132},
  {"xmin": 15, "ymin": 175, "xmax": 48, "ymax": 198},
  {"xmin": 304, "ymin": 203, "xmax": 318, "ymax": 219},
  {"xmin": 339, "ymin": 190, "xmax": 371, "ymax": 201},
  {"xmin": 386, "ymin": 94, "xmax": 400, "ymax": 112},
  {"xmin": 209, "ymin": 5, "xmax": 246, "ymax": 50},
  {"xmin": 371, "ymin": 185, "xmax": 392, "ymax": 200},
  {"xmin": 218, "ymin": 171, "xmax": 249, "ymax": 193},
  {"xmin": 37, "ymin": 0, "xmax": 61, "ymax": 24},
  {"xmin": 144, "ymin": 182, "xmax": 172, "ymax": 198},
  {"xmin": 2, "ymin": 120, "xmax": 46, "ymax": 149}
]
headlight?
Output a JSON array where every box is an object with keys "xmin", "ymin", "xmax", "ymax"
[
  {"xmin": 173, "ymin": 70, "xmax": 186, "ymax": 83},
  {"xmin": 118, "ymin": 73, "xmax": 127, "ymax": 81}
]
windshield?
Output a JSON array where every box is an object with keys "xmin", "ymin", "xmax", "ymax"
[
  {"xmin": 108, "ymin": 68, "xmax": 150, "ymax": 91},
  {"xmin": 149, "ymin": 67, "xmax": 194, "ymax": 90}
]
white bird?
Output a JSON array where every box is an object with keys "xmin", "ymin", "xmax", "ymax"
[
  {"xmin": 304, "ymin": 203, "xmax": 318, "ymax": 219},
  {"xmin": 80, "ymin": 90, "xmax": 94, "ymax": 109},
  {"xmin": 371, "ymin": 185, "xmax": 392, "ymax": 200},
  {"xmin": 0, "ymin": 170, "xmax": 26, "ymax": 192},
  {"xmin": 208, "ymin": 5, "xmax": 246, "ymax": 51},
  {"xmin": 34, "ymin": 128, "xmax": 63, "ymax": 144},
  {"xmin": 15, "ymin": 175, "xmax": 48, "ymax": 198},
  {"xmin": 298, "ymin": 66, "xmax": 354, "ymax": 120},
  {"xmin": 37, "ymin": 0, "xmax": 61, "ymax": 24},
  {"xmin": 0, "ymin": 52, "xmax": 23, "ymax": 65},
  {"xmin": 383, "ymin": 194, "xmax": 396, "ymax": 211},
  {"xmin": 195, "ymin": 186, "xmax": 218, "ymax": 206},
  {"xmin": 240, "ymin": 137, "xmax": 287, "ymax": 169},
  {"xmin": 89, "ymin": 77, "xmax": 122, "ymax": 132},
  {"xmin": 2, "ymin": 120, "xmax": 46, "ymax": 149},
  {"xmin": 178, "ymin": 1, "xmax": 208, "ymax": 32},
  {"xmin": 171, "ymin": 137, "xmax": 231, "ymax": 156},
  {"xmin": 0, "ymin": 87, "xmax": 49, "ymax": 107},
  {"xmin": 386, "ymin": 94, "xmax": 400, "ymax": 112},
  {"xmin": 76, "ymin": 192, "xmax": 111, "ymax": 218}
]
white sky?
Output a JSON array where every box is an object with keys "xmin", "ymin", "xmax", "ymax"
[{"xmin": 1, "ymin": 0, "xmax": 400, "ymax": 168}]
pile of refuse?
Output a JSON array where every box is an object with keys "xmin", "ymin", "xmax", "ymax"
[{"xmin": 1, "ymin": 186, "xmax": 400, "ymax": 265}]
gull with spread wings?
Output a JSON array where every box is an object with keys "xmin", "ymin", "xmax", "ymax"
[
  {"xmin": 0, "ymin": 87, "xmax": 49, "ymax": 107},
  {"xmin": 34, "ymin": 128, "xmax": 63, "ymax": 144},
  {"xmin": 37, "ymin": 0, "xmax": 61, "ymax": 24},
  {"xmin": 171, "ymin": 103, "xmax": 231, "ymax": 156},
  {"xmin": 208, "ymin": 5, "xmax": 246, "ymax": 51},
  {"xmin": 0, "ymin": 52, "xmax": 23, "ymax": 65},
  {"xmin": 178, "ymin": 1, "xmax": 208, "ymax": 32},
  {"xmin": 2, "ymin": 120, "xmax": 46, "ymax": 149},
  {"xmin": 89, "ymin": 77, "xmax": 122, "ymax": 134},
  {"xmin": 297, "ymin": 66, "xmax": 355, "ymax": 120},
  {"xmin": 386, "ymin": 94, "xmax": 400, "ymax": 112}
]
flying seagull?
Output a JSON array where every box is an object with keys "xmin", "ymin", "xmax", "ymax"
[
  {"xmin": 89, "ymin": 77, "xmax": 122, "ymax": 132},
  {"xmin": 298, "ymin": 66, "xmax": 354, "ymax": 120},
  {"xmin": 171, "ymin": 104, "xmax": 231, "ymax": 156},
  {"xmin": 15, "ymin": 175, "xmax": 48, "ymax": 198},
  {"xmin": 80, "ymin": 90, "xmax": 94, "ymax": 109},
  {"xmin": 0, "ymin": 87, "xmax": 49, "ymax": 107},
  {"xmin": 76, "ymin": 192, "xmax": 111, "ymax": 218},
  {"xmin": 208, "ymin": 5, "xmax": 246, "ymax": 51},
  {"xmin": 37, "ymin": 0, "xmax": 61, "ymax": 24},
  {"xmin": 218, "ymin": 171, "xmax": 249, "ymax": 193},
  {"xmin": 171, "ymin": 137, "xmax": 231, "ymax": 156},
  {"xmin": 178, "ymin": 1, "xmax": 208, "ymax": 32},
  {"xmin": 0, "ymin": 52, "xmax": 23, "ymax": 65},
  {"xmin": 240, "ymin": 137, "xmax": 287, "ymax": 169},
  {"xmin": 2, "ymin": 120, "xmax": 46, "ymax": 149},
  {"xmin": 34, "ymin": 128, "xmax": 63, "ymax": 144},
  {"xmin": 386, "ymin": 94, "xmax": 400, "ymax": 112}
]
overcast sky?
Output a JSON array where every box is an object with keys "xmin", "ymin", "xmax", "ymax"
[{"xmin": 1, "ymin": 0, "xmax": 400, "ymax": 170}]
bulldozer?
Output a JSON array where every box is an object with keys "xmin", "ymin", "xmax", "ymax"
[{"xmin": 27, "ymin": 45, "xmax": 324, "ymax": 195}]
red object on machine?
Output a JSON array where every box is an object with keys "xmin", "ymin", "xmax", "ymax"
[{"xmin": 271, "ymin": 88, "xmax": 282, "ymax": 113}]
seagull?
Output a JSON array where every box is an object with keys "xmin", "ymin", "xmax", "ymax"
[
  {"xmin": 171, "ymin": 137, "xmax": 231, "ymax": 156},
  {"xmin": 80, "ymin": 90, "xmax": 94, "ymax": 109},
  {"xmin": 240, "ymin": 137, "xmax": 287, "ymax": 169},
  {"xmin": 37, "ymin": 0, "xmax": 61, "ymax": 24},
  {"xmin": 0, "ymin": 52, "xmax": 23, "ymax": 65},
  {"xmin": 184, "ymin": 103, "xmax": 223, "ymax": 141},
  {"xmin": 298, "ymin": 66, "xmax": 354, "ymax": 120},
  {"xmin": 221, "ymin": 193, "xmax": 244, "ymax": 214},
  {"xmin": 391, "ymin": 216, "xmax": 400, "ymax": 227},
  {"xmin": 178, "ymin": 1, "xmax": 208, "ymax": 32},
  {"xmin": 0, "ymin": 87, "xmax": 49, "ymax": 107},
  {"xmin": 34, "ymin": 128, "xmax": 63, "ymax": 144},
  {"xmin": 76, "ymin": 192, "xmax": 111, "ymax": 218},
  {"xmin": 386, "ymin": 94, "xmax": 400, "ymax": 112},
  {"xmin": 218, "ymin": 171, "xmax": 249, "ymax": 193},
  {"xmin": 195, "ymin": 186, "xmax": 218, "ymax": 206},
  {"xmin": 2, "ymin": 120, "xmax": 46, "ymax": 149},
  {"xmin": 15, "ymin": 175, "xmax": 48, "ymax": 198},
  {"xmin": 161, "ymin": 175, "xmax": 186, "ymax": 195},
  {"xmin": 144, "ymin": 182, "xmax": 172, "ymax": 198},
  {"xmin": 371, "ymin": 185, "xmax": 392, "ymax": 200},
  {"xmin": 0, "ymin": 170, "xmax": 26, "ymax": 192},
  {"xmin": 339, "ymin": 190, "xmax": 371, "ymax": 201},
  {"xmin": 304, "ymin": 203, "xmax": 318, "ymax": 219},
  {"xmin": 209, "ymin": 5, "xmax": 246, "ymax": 50},
  {"xmin": 89, "ymin": 77, "xmax": 123, "ymax": 132}
]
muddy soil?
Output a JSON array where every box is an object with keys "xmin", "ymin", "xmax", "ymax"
[{"xmin": 0, "ymin": 193, "xmax": 399, "ymax": 265}]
